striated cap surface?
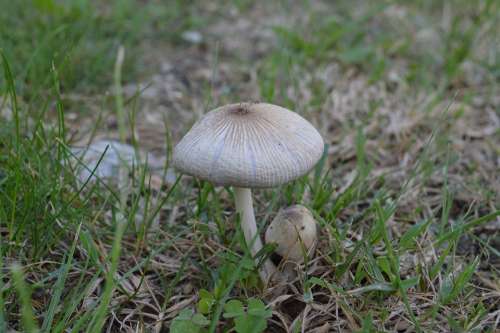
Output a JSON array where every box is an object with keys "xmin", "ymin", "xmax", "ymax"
[{"xmin": 173, "ymin": 102, "xmax": 324, "ymax": 188}]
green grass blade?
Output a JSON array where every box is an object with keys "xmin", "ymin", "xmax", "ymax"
[
  {"xmin": 399, "ymin": 219, "xmax": 431, "ymax": 250},
  {"xmin": 0, "ymin": 50, "xmax": 20, "ymax": 151},
  {"xmin": 0, "ymin": 240, "xmax": 7, "ymax": 331},
  {"xmin": 439, "ymin": 257, "xmax": 479, "ymax": 305},
  {"xmin": 52, "ymin": 270, "xmax": 103, "ymax": 333},
  {"xmin": 11, "ymin": 263, "xmax": 40, "ymax": 332},
  {"xmin": 41, "ymin": 223, "xmax": 82, "ymax": 332},
  {"xmin": 86, "ymin": 215, "xmax": 127, "ymax": 332},
  {"xmin": 435, "ymin": 210, "xmax": 500, "ymax": 247},
  {"xmin": 114, "ymin": 46, "xmax": 127, "ymax": 143}
]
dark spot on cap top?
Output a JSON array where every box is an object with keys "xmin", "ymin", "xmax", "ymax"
[{"xmin": 230, "ymin": 104, "xmax": 250, "ymax": 115}]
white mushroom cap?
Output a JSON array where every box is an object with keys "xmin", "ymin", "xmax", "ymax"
[
  {"xmin": 265, "ymin": 205, "xmax": 318, "ymax": 263},
  {"xmin": 173, "ymin": 102, "xmax": 324, "ymax": 188}
]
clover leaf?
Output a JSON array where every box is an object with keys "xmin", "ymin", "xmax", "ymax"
[
  {"xmin": 170, "ymin": 309, "xmax": 209, "ymax": 333},
  {"xmin": 223, "ymin": 298, "xmax": 272, "ymax": 333}
]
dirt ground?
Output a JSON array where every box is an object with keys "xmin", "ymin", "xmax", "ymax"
[{"xmin": 15, "ymin": 1, "xmax": 500, "ymax": 331}]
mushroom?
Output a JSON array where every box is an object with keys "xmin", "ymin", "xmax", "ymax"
[
  {"xmin": 172, "ymin": 102, "xmax": 324, "ymax": 283},
  {"xmin": 265, "ymin": 205, "xmax": 318, "ymax": 264}
]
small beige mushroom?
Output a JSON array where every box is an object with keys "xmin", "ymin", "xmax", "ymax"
[{"xmin": 265, "ymin": 204, "xmax": 318, "ymax": 264}]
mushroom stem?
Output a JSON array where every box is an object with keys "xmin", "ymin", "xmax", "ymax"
[{"xmin": 234, "ymin": 187, "xmax": 277, "ymax": 283}]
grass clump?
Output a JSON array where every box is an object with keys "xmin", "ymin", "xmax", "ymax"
[{"xmin": 0, "ymin": 0, "xmax": 202, "ymax": 97}]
